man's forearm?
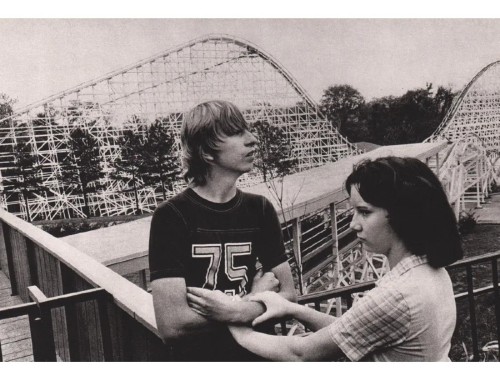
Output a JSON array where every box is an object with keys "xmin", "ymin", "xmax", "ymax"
[
  {"xmin": 235, "ymin": 287, "xmax": 296, "ymax": 324},
  {"xmin": 232, "ymin": 297, "xmax": 266, "ymax": 324},
  {"xmin": 157, "ymin": 308, "xmax": 220, "ymax": 342}
]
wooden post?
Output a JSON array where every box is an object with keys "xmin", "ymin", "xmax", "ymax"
[
  {"xmin": 329, "ymin": 203, "xmax": 343, "ymax": 316},
  {"xmin": 60, "ymin": 263, "xmax": 80, "ymax": 361},
  {"xmin": 2, "ymin": 224, "xmax": 18, "ymax": 295},
  {"xmin": 28, "ymin": 286, "xmax": 57, "ymax": 361},
  {"xmin": 26, "ymin": 239, "xmax": 39, "ymax": 287},
  {"xmin": 97, "ymin": 292, "xmax": 113, "ymax": 361},
  {"xmin": 329, "ymin": 203, "xmax": 338, "ymax": 264},
  {"xmin": 292, "ymin": 218, "xmax": 303, "ymax": 294}
]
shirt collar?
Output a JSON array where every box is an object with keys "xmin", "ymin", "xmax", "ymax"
[{"xmin": 377, "ymin": 255, "xmax": 428, "ymax": 286}]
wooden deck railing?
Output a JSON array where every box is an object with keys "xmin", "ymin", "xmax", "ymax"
[
  {"xmin": 0, "ymin": 208, "xmax": 167, "ymax": 361},
  {"xmin": 1, "ymin": 206, "xmax": 499, "ymax": 361}
]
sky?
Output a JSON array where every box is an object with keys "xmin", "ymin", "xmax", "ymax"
[{"xmin": 2, "ymin": 15, "xmax": 500, "ymax": 111}]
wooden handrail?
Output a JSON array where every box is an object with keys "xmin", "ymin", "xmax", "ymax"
[{"xmin": 0, "ymin": 208, "xmax": 160, "ymax": 337}]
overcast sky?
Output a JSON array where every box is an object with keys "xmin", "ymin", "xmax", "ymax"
[{"xmin": 2, "ymin": 18, "xmax": 500, "ymax": 110}]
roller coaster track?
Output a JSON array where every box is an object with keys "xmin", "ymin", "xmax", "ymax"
[{"xmin": 0, "ymin": 34, "xmax": 358, "ymax": 221}]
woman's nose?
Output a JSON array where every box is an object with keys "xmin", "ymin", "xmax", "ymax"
[{"xmin": 349, "ymin": 215, "xmax": 361, "ymax": 231}]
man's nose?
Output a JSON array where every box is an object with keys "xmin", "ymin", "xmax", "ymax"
[{"xmin": 246, "ymin": 130, "xmax": 258, "ymax": 146}]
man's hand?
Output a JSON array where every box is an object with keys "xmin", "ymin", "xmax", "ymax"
[
  {"xmin": 250, "ymin": 269, "xmax": 280, "ymax": 294},
  {"xmin": 186, "ymin": 287, "xmax": 239, "ymax": 323}
]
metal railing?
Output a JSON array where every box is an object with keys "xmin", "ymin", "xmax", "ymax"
[{"xmin": 296, "ymin": 251, "xmax": 500, "ymax": 361}]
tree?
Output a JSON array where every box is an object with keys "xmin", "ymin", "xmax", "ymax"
[
  {"xmin": 60, "ymin": 128, "xmax": 104, "ymax": 217},
  {"xmin": 251, "ymin": 120, "xmax": 297, "ymax": 182},
  {"xmin": 2, "ymin": 137, "xmax": 45, "ymax": 222},
  {"xmin": 111, "ymin": 130, "xmax": 145, "ymax": 214},
  {"xmin": 251, "ymin": 120, "xmax": 302, "ymax": 289},
  {"xmin": 320, "ymin": 84, "xmax": 365, "ymax": 138},
  {"xmin": 364, "ymin": 84, "xmax": 457, "ymax": 145},
  {"xmin": 0, "ymin": 93, "xmax": 16, "ymax": 128},
  {"xmin": 140, "ymin": 119, "xmax": 180, "ymax": 200}
]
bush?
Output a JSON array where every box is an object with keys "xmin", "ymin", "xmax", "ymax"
[
  {"xmin": 458, "ymin": 209, "xmax": 477, "ymax": 235},
  {"xmin": 490, "ymin": 179, "xmax": 500, "ymax": 194}
]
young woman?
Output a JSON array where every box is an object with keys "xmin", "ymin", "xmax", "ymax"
[{"xmin": 227, "ymin": 156, "xmax": 462, "ymax": 361}]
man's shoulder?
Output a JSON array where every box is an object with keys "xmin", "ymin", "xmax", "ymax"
[
  {"xmin": 154, "ymin": 190, "xmax": 192, "ymax": 216},
  {"xmin": 239, "ymin": 190, "xmax": 272, "ymax": 207}
]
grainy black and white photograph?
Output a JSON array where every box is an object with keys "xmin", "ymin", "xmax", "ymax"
[{"xmin": 0, "ymin": 3, "xmax": 499, "ymax": 373}]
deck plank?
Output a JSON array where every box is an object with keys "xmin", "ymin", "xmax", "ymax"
[{"xmin": 0, "ymin": 269, "xmax": 33, "ymax": 362}]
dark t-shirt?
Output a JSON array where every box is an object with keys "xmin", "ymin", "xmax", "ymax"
[{"xmin": 148, "ymin": 188, "xmax": 287, "ymax": 361}]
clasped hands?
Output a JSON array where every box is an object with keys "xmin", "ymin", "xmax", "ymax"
[{"xmin": 186, "ymin": 269, "xmax": 290, "ymax": 325}]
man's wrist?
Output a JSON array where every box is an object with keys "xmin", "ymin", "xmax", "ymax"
[{"xmin": 230, "ymin": 297, "xmax": 265, "ymax": 324}]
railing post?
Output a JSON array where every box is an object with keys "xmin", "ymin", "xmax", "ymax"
[
  {"xmin": 26, "ymin": 239, "xmax": 39, "ymax": 288},
  {"xmin": 330, "ymin": 203, "xmax": 343, "ymax": 316},
  {"xmin": 492, "ymin": 257, "xmax": 500, "ymax": 362},
  {"xmin": 292, "ymin": 218, "xmax": 304, "ymax": 294},
  {"xmin": 60, "ymin": 263, "xmax": 80, "ymax": 361},
  {"xmin": 329, "ymin": 203, "xmax": 338, "ymax": 265},
  {"xmin": 2, "ymin": 224, "xmax": 18, "ymax": 296},
  {"xmin": 28, "ymin": 286, "xmax": 57, "ymax": 361},
  {"xmin": 465, "ymin": 265, "xmax": 480, "ymax": 361},
  {"xmin": 97, "ymin": 291, "xmax": 114, "ymax": 361}
]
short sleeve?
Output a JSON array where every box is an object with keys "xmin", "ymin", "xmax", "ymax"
[
  {"xmin": 256, "ymin": 197, "xmax": 287, "ymax": 271},
  {"xmin": 148, "ymin": 203, "xmax": 190, "ymax": 282},
  {"xmin": 328, "ymin": 285, "xmax": 410, "ymax": 361}
]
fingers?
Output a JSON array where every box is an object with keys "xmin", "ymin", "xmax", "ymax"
[
  {"xmin": 247, "ymin": 292, "xmax": 264, "ymax": 302},
  {"xmin": 252, "ymin": 311, "xmax": 272, "ymax": 326},
  {"xmin": 186, "ymin": 287, "xmax": 212, "ymax": 296},
  {"xmin": 253, "ymin": 269, "xmax": 264, "ymax": 279}
]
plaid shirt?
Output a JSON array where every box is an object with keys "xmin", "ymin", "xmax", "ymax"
[{"xmin": 328, "ymin": 255, "xmax": 433, "ymax": 361}]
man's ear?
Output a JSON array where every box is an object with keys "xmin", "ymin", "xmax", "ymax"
[{"xmin": 202, "ymin": 150, "xmax": 215, "ymax": 163}]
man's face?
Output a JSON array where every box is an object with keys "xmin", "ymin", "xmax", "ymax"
[{"xmin": 211, "ymin": 129, "xmax": 258, "ymax": 176}]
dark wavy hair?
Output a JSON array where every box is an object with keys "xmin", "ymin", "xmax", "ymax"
[
  {"xmin": 180, "ymin": 100, "xmax": 249, "ymax": 186},
  {"xmin": 345, "ymin": 156, "xmax": 462, "ymax": 268}
]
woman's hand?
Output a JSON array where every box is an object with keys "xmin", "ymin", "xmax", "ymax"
[
  {"xmin": 247, "ymin": 291, "xmax": 294, "ymax": 326},
  {"xmin": 186, "ymin": 287, "xmax": 237, "ymax": 323}
]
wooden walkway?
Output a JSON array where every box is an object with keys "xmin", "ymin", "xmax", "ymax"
[{"xmin": 0, "ymin": 270, "xmax": 33, "ymax": 362}]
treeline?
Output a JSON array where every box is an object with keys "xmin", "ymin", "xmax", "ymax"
[
  {"xmin": 0, "ymin": 92, "xmax": 295, "ymax": 221},
  {"xmin": 319, "ymin": 83, "xmax": 457, "ymax": 145},
  {"xmin": 2, "ymin": 119, "xmax": 180, "ymax": 221}
]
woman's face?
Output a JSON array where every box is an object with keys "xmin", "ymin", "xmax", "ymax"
[{"xmin": 348, "ymin": 185, "xmax": 400, "ymax": 257}]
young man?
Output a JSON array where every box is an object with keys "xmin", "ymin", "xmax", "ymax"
[{"xmin": 148, "ymin": 100, "xmax": 296, "ymax": 361}]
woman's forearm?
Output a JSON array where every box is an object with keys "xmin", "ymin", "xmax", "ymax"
[
  {"xmin": 229, "ymin": 324, "xmax": 341, "ymax": 361},
  {"xmin": 229, "ymin": 326, "xmax": 306, "ymax": 361},
  {"xmin": 288, "ymin": 302, "xmax": 336, "ymax": 331}
]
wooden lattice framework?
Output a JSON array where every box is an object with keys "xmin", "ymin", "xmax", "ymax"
[
  {"xmin": 429, "ymin": 60, "xmax": 500, "ymax": 178},
  {"xmin": 0, "ymin": 34, "xmax": 358, "ymax": 221},
  {"xmin": 430, "ymin": 135, "xmax": 496, "ymax": 217}
]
